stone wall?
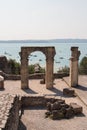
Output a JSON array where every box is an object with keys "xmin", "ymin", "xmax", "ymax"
[
  {"xmin": 0, "ymin": 94, "xmax": 19, "ymax": 130},
  {"xmin": 21, "ymin": 95, "xmax": 63, "ymax": 108},
  {"xmin": 0, "ymin": 71, "xmax": 69, "ymax": 80},
  {"xmin": 0, "ymin": 94, "xmax": 64, "ymax": 130},
  {"xmin": 0, "ymin": 94, "xmax": 83, "ymax": 129}
]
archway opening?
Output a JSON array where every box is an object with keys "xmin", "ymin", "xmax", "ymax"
[
  {"xmin": 28, "ymin": 51, "xmax": 46, "ymax": 80},
  {"xmin": 21, "ymin": 46, "xmax": 55, "ymax": 89}
]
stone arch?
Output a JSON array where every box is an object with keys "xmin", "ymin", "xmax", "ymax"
[{"xmin": 20, "ymin": 46, "xmax": 56, "ymax": 89}]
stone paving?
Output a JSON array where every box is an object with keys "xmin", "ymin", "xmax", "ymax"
[
  {"xmin": 63, "ymin": 75, "xmax": 87, "ymax": 106},
  {"xmin": 0, "ymin": 79, "xmax": 83, "ymax": 104},
  {"xmin": 0, "ymin": 78, "xmax": 87, "ymax": 130}
]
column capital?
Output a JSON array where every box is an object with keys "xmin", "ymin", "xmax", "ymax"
[{"xmin": 70, "ymin": 47, "xmax": 81, "ymax": 61}]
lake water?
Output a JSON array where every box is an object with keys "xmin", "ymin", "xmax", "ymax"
[{"xmin": 0, "ymin": 43, "xmax": 87, "ymax": 72}]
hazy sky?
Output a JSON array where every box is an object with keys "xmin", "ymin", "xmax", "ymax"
[{"xmin": 0, "ymin": 0, "xmax": 87, "ymax": 40}]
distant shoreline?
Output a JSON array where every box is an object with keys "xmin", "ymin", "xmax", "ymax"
[{"xmin": 0, "ymin": 39, "xmax": 87, "ymax": 43}]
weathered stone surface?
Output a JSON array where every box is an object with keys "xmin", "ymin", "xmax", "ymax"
[
  {"xmin": 70, "ymin": 47, "xmax": 81, "ymax": 87},
  {"xmin": 40, "ymin": 79, "xmax": 45, "ymax": 84},
  {"xmin": 65, "ymin": 107, "xmax": 74, "ymax": 119},
  {"xmin": 70, "ymin": 103, "xmax": 83, "ymax": 114},
  {"xmin": 51, "ymin": 110, "xmax": 64, "ymax": 120},
  {"xmin": 0, "ymin": 94, "xmax": 19, "ymax": 130},
  {"xmin": 0, "ymin": 75, "xmax": 4, "ymax": 89},
  {"xmin": 20, "ymin": 47, "xmax": 56, "ymax": 89},
  {"xmin": 45, "ymin": 99, "xmax": 82, "ymax": 120},
  {"xmin": 21, "ymin": 95, "xmax": 46, "ymax": 107},
  {"xmin": 51, "ymin": 102, "xmax": 61, "ymax": 111},
  {"xmin": 63, "ymin": 88, "xmax": 75, "ymax": 97},
  {"xmin": 47, "ymin": 102, "xmax": 51, "ymax": 111}
]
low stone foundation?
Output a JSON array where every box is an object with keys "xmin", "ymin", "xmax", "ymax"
[
  {"xmin": 0, "ymin": 94, "xmax": 83, "ymax": 130},
  {"xmin": 0, "ymin": 71, "xmax": 69, "ymax": 80},
  {"xmin": 21, "ymin": 95, "xmax": 61, "ymax": 108}
]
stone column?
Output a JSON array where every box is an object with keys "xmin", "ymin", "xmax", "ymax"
[
  {"xmin": 45, "ymin": 49, "xmax": 54, "ymax": 89},
  {"xmin": 0, "ymin": 75, "xmax": 4, "ymax": 89},
  {"xmin": 69, "ymin": 47, "xmax": 80, "ymax": 87},
  {"xmin": 21, "ymin": 51, "xmax": 29, "ymax": 89}
]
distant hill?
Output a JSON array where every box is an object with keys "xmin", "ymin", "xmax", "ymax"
[{"xmin": 0, "ymin": 39, "xmax": 87, "ymax": 43}]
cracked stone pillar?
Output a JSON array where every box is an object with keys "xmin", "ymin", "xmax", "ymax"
[
  {"xmin": 45, "ymin": 48, "xmax": 54, "ymax": 89},
  {"xmin": 69, "ymin": 47, "xmax": 80, "ymax": 87},
  {"xmin": 21, "ymin": 50, "xmax": 29, "ymax": 89}
]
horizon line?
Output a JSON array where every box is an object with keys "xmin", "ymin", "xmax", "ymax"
[{"xmin": 0, "ymin": 38, "xmax": 87, "ymax": 41}]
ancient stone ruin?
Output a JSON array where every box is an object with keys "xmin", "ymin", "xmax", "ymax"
[
  {"xmin": 0, "ymin": 93, "xmax": 83, "ymax": 130},
  {"xmin": 45, "ymin": 99, "xmax": 82, "ymax": 120},
  {"xmin": 0, "ymin": 46, "xmax": 84, "ymax": 130},
  {"xmin": 20, "ymin": 46, "xmax": 56, "ymax": 89}
]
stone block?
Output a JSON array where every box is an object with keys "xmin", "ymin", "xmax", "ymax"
[
  {"xmin": 51, "ymin": 110, "xmax": 64, "ymax": 120},
  {"xmin": 0, "ymin": 75, "xmax": 4, "ymax": 89},
  {"xmin": 40, "ymin": 79, "xmax": 45, "ymax": 84},
  {"xmin": 47, "ymin": 102, "xmax": 51, "ymax": 111},
  {"xmin": 70, "ymin": 103, "xmax": 83, "ymax": 114},
  {"xmin": 65, "ymin": 107, "xmax": 74, "ymax": 119},
  {"xmin": 51, "ymin": 102, "xmax": 61, "ymax": 110},
  {"xmin": 63, "ymin": 88, "xmax": 75, "ymax": 97}
]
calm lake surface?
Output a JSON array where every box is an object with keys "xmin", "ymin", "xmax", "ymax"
[{"xmin": 0, "ymin": 43, "xmax": 87, "ymax": 72}]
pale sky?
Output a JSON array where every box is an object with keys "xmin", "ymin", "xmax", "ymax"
[{"xmin": 0, "ymin": 0, "xmax": 87, "ymax": 40}]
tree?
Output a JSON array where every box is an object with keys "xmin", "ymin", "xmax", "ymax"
[
  {"xmin": 28, "ymin": 65, "xmax": 35, "ymax": 74},
  {"xmin": 57, "ymin": 66, "xmax": 69, "ymax": 74},
  {"xmin": 79, "ymin": 56, "xmax": 87, "ymax": 74},
  {"xmin": 8, "ymin": 59, "xmax": 20, "ymax": 74},
  {"xmin": 7, "ymin": 59, "xmax": 45, "ymax": 75},
  {"xmin": 28, "ymin": 64, "xmax": 45, "ymax": 74}
]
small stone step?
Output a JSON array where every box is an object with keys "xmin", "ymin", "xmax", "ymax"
[{"xmin": 63, "ymin": 88, "xmax": 75, "ymax": 97}]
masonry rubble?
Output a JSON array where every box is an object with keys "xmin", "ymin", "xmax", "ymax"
[
  {"xmin": 0, "ymin": 94, "xmax": 19, "ymax": 130},
  {"xmin": 45, "ymin": 99, "xmax": 83, "ymax": 120},
  {"xmin": 0, "ymin": 94, "xmax": 83, "ymax": 130}
]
